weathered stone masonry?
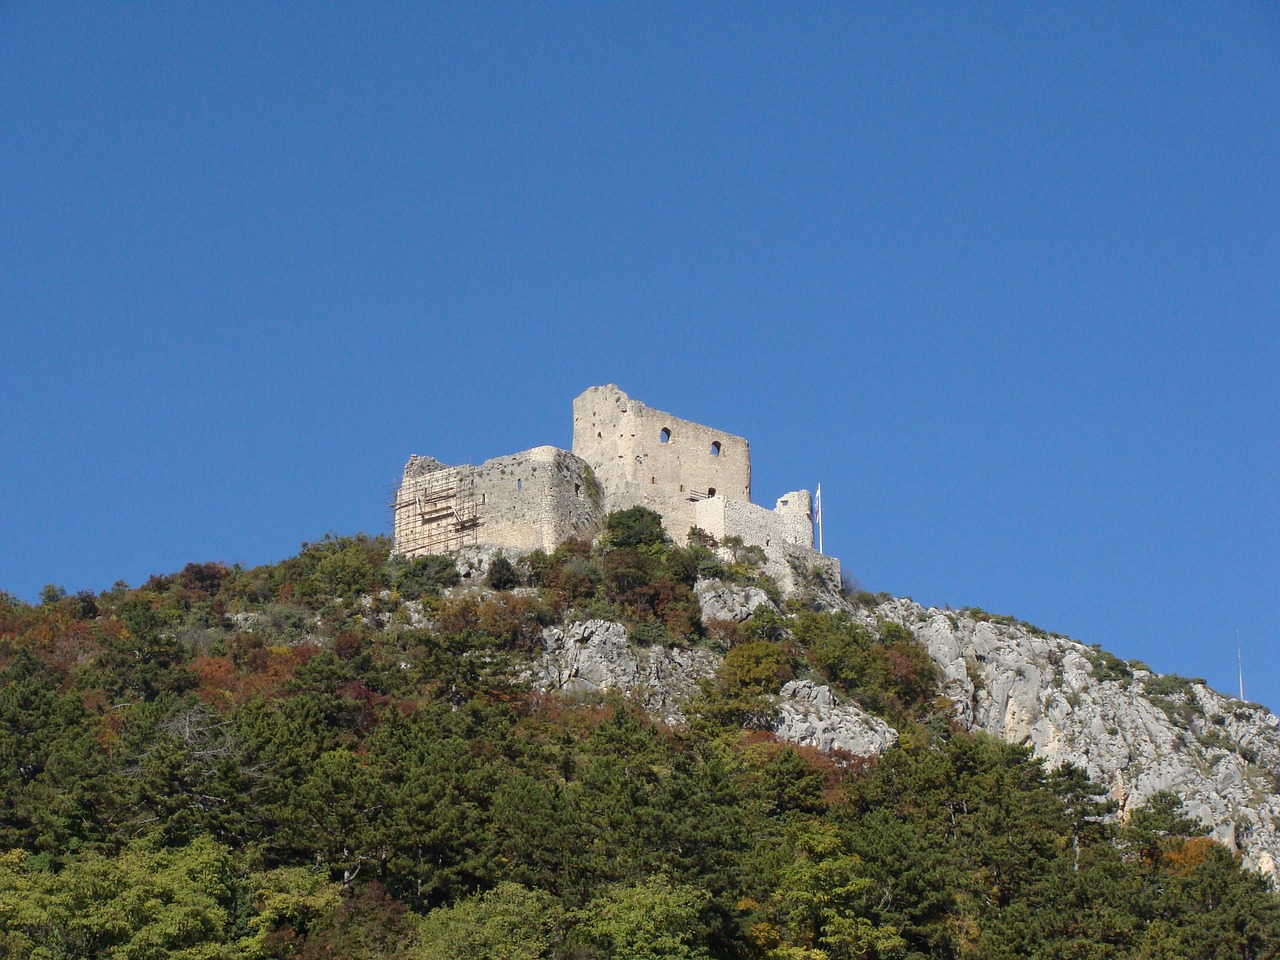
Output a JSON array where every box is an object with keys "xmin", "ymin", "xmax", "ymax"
[
  {"xmin": 571, "ymin": 383, "xmax": 751, "ymax": 539},
  {"xmin": 393, "ymin": 385, "xmax": 838, "ymax": 591},
  {"xmin": 393, "ymin": 446, "xmax": 603, "ymax": 555}
]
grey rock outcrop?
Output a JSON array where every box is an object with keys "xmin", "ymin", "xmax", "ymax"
[
  {"xmin": 694, "ymin": 578, "xmax": 776, "ymax": 624},
  {"xmin": 529, "ymin": 619, "xmax": 901, "ymax": 758},
  {"xmin": 450, "ymin": 546, "xmax": 523, "ymax": 584},
  {"xmin": 530, "ymin": 620, "xmax": 720, "ymax": 726},
  {"xmin": 775, "ymin": 680, "xmax": 899, "ymax": 756},
  {"xmin": 868, "ymin": 599, "xmax": 1280, "ymax": 876},
  {"xmin": 519, "ymin": 584, "xmax": 1280, "ymax": 872}
]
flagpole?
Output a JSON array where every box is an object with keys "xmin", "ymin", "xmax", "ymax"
[
  {"xmin": 816, "ymin": 483, "xmax": 823, "ymax": 555},
  {"xmin": 1238, "ymin": 629, "xmax": 1244, "ymax": 702}
]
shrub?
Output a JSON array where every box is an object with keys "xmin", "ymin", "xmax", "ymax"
[
  {"xmin": 383, "ymin": 553, "xmax": 460, "ymax": 599},
  {"xmin": 696, "ymin": 639, "xmax": 795, "ymax": 729},
  {"xmin": 850, "ymin": 590, "xmax": 892, "ymax": 609},
  {"xmin": 486, "ymin": 555, "xmax": 519, "ymax": 591},
  {"xmin": 1086, "ymin": 646, "xmax": 1133, "ymax": 686},
  {"xmin": 799, "ymin": 612, "xmax": 939, "ymax": 721},
  {"xmin": 1144, "ymin": 673, "xmax": 1203, "ymax": 699},
  {"xmin": 603, "ymin": 507, "xmax": 669, "ymax": 548}
]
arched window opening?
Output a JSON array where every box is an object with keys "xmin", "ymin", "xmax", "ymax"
[
  {"xmin": 660, "ymin": 427, "xmax": 671, "ymax": 443},
  {"xmin": 710, "ymin": 441, "xmax": 721, "ymax": 456},
  {"xmin": 517, "ymin": 479, "xmax": 522, "ymax": 492},
  {"xmin": 707, "ymin": 487, "xmax": 716, "ymax": 497}
]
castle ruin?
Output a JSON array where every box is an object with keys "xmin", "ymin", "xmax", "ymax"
[{"xmin": 393, "ymin": 385, "xmax": 839, "ymax": 593}]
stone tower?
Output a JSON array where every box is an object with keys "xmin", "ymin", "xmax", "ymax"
[{"xmin": 571, "ymin": 384, "xmax": 750, "ymax": 541}]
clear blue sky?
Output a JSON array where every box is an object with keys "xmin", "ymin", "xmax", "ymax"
[{"xmin": 2, "ymin": 4, "xmax": 1277, "ymax": 707}]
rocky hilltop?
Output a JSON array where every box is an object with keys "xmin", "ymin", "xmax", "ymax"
[
  {"xmin": 494, "ymin": 559, "xmax": 1280, "ymax": 876},
  {"xmin": 876, "ymin": 599, "xmax": 1280, "ymax": 876},
  {"xmin": 9, "ymin": 532, "xmax": 1280, "ymax": 957}
]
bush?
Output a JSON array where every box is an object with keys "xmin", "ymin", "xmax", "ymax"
[
  {"xmin": 383, "ymin": 553, "xmax": 460, "ymax": 600},
  {"xmin": 696, "ymin": 639, "xmax": 795, "ymax": 728},
  {"xmin": 799, "ymin": 612, "xmax": 939, "ymax": 721},
  {"xmin": 850, "ymin": 590, "xmax": 892, "ymax": 609},
  {"xmin": 1144, "ymin": 673, "xmax": 1203, "ymax": 699},
  {"xmin": 603, "ymin": 507, "xmax": 669, "ymax": 548},
  {"xmin": 486, "ymin": 555, "xmax": 519, "ymax": 591},
  {"xmin": 1086, "ymin": 646, "xmax": 1133, "ymax": 686}
]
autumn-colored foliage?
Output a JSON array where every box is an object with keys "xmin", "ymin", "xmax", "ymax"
[{"xmin": 1, "ymin": 530, "xmax": 1277, "ymax": 958}]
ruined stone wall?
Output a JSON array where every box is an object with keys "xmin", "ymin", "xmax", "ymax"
[
  {"xmin": 394, "ymin": 385, "xmax": 839, "ymax": 598},
  {"xmin": 691, "ymin": 489, "xmax": 834, "ymax": 594},
  {"xmin": 469, "ymin": 446, "xmax": 604, "ymax": 551},
  {"xmin": 571, "ymin": 384, "xmax": 751, "ymax": 540},
  {"xmin": 394, "ymin": 456, "xmax": 474, "ymax": 557},
  {"xmin": 694, "ymin": 490, "xmax": 815, "ymax": 552},
  {"xmin": 394, "ymin": 446, "xmax": 604, "ymax": 557}
]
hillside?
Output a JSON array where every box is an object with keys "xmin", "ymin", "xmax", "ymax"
[{"xmin": 2, "ymin": 518, "xmax": 1279, "ymax": 959}]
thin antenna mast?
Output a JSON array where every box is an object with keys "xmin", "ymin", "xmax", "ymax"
[{"xmin": 1238, "ymin": 629, "xmax": 1244, "ymax": 702}]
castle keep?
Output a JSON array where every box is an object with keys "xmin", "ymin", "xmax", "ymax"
[{"xmin": 393, "ymin": 385, "xmax": 838, "ymax": 592}]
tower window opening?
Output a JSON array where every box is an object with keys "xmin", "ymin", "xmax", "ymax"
[
  {"xmin": 710, "ymin": 441, "xmax": 721, "ymax": 456},
  {"xmin": 708, "ymin": 487, "xmax": 716, "ymax": 497},
  {"xmin": 660, "ymin": 427, "xmax": 671, "ymax": 443},
  {"xmin": 517, "ymin": 479, "xmax": 522, "ymax": 492}
]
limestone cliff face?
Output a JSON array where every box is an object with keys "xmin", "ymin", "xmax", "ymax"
[
  {"xmin": 428, "ymin": 563, "xmax": 1280, "ymax": 873},
  {"xmin": 528, "ymin": 618, "xmax": 897, "ymax": 758},
  {"xmin": 531, "ymin": 619, "xmax": 720, "ymax": 728},
  {"xmin": 866, "ymin": 599, "xmax": 1280, "ymax": 875},
  {"xmin": 525, "ymin": 579, "xmax": 898, "ymax": 758}
]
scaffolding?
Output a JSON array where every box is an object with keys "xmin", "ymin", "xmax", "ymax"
[{"xmin": 392, "ymin": 467, "xmax": 481, "ymax": 556}]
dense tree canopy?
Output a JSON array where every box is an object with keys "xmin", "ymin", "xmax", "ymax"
[{"xmin": 0, "ymin": 527, "xmax": 1277, "ymax": 958}]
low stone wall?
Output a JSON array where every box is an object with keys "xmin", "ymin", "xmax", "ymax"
[{"xmin": 695, "ymin": 491, "xmax": 815, "ymax": 552}]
